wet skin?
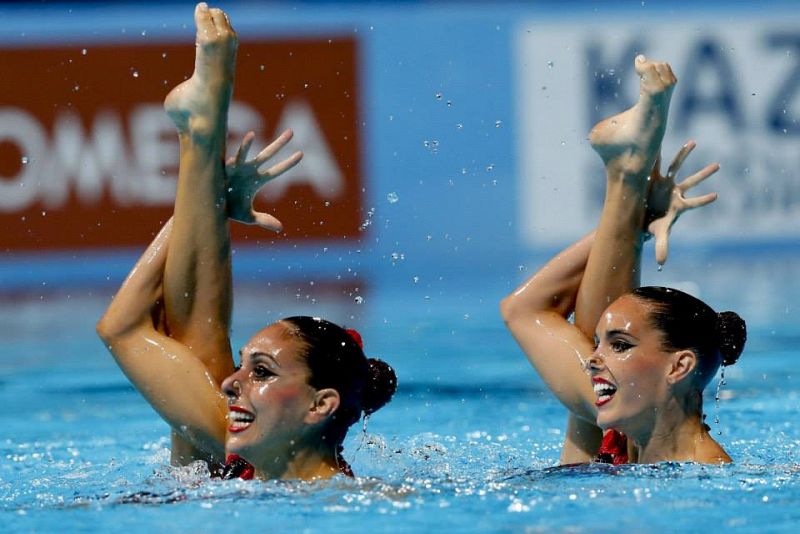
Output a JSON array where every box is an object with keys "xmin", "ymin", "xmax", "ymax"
[
  {"xmin": 221, "ymin": 322, "xmax": 318, "ymax": 469},
  {"xmin": 587, "ymin": 295, "xmax": 674, "ymax": 437}
]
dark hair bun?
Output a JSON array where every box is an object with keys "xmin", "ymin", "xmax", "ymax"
[
  {"xmin": 361, "ymin": 358, "xmax": 397, "ymax": 415},
  {"xmin": 716, "ymin": 311, "xmax": 747, "ymax": 366}
]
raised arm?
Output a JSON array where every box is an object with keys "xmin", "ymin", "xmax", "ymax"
[
  {"xmin": 500, "ymin": 232, "xmax": 598, "ymax": 422},
  {"xmin": 96, "ymin": 219, "xmax": 229, "ymax": 463}
]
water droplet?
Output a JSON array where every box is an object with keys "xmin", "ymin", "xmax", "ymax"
[
  {"xmin": 423, "ymin": 140, "xmax": 439, "ymax": 154},
  {"xmin": 456, "ymin": 123, "xmax": 463, "ymax": 130},
  {"xmin": 412, "ymin": 276, "xmax": 419, "ymax": 284},
  {"xmin": 486, "ymin": 163, "xmax": 494, "ymax": 172},
  {"xmin": 132, "ymin": 69, "xmax": 139, "ymax": 78},
  {"xmin": 495, "ymin": 120, "xmax": 502, "ymax": 128},
  {"xmin": 354, "ymin": 296, "xmax": 364, "ymax": 304},
  {"xmin": 21, "ymin": 156, "xmax": 29, "ymax": 165},
  {"xmin": 386, "ymin": 192, "xmax": 399, "ymax": 204},
  {"xmin": 560, "ymin": 141, "xmax": 566, "ymax": 146},
  {"xmin": 547, "ymin": 60, "xmax": 554, "ymax": 68},
  {"xmin": 81, "ymin": 48, "xmax": 87, "ymax": 55},
  {"xmin": 260, "ymin": 65, "xmax": 265, "ymax": 71},
  {"xmin": 446, "ymin": 100, "xmax": 452, "ymax": 107},
  {"xmin": 657, "ymin": 264, "xmax": 663, "ymax": 272},
  {"xmin": 324, "ymin": 201, "xmax": 331, "ymax": 207},
  {"xmin": 435, "ymin": 92, "xmax": 443, "ymax": 100},
  {"xmin": 518, "ymin": 265, "xmax": 526, "ymax": 272}
]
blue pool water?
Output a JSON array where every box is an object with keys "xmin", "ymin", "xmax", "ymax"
[{"xmin": 1, "ymin": 251, "xmax": 799, "ymax": 532}]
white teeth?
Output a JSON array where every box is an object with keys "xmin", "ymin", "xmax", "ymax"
[
  {"xmin": 228, "ymin": 411, "xmax": 254, "ymax": 424},
  {"xmin": 593, "ymin": 382, "xmax": 617, "ymax": 399}
]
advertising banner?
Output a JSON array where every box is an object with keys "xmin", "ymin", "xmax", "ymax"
[
  {"xmin": 0, "ymin": 37, "xmax": 362, "ymax": 250},
  {"xmin": 517, "ymin": 20, "xmax": 800, "ymax": 246}
]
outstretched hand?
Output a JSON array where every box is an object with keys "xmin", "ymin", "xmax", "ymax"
[
  {"xmin": 225, "ymin": 130, "xmax": 303, "ymax": 232},
  {"xmin": 645, "ymin": 140, "xmax": 720, "ymax": 265}
]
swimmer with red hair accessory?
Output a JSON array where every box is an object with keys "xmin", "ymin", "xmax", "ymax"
[
  {"xmin": 501, "ymin": 55, "xmax": 746, "ymax": 465},
  {"xmin": 97, "ymin": 3, "xmax": 396, "ymax": 480}
]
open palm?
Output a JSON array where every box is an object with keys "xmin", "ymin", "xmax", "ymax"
[
  {"xmin": 225, "ymin": 130, "xmax": 303, "ymax": 232},
  {"xmin": 646, "ymin": 140, "xmax": 720, "ymax": 265}
]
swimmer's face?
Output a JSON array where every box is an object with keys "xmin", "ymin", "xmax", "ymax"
[
  {"xmin": 221, "ymin": 322, "xmax": 318, "ymax": 466},
  {"xmin": 587, "ymin": 295, "xmax": 674, "ymax": 435}
]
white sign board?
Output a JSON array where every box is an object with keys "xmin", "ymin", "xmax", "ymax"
[{"xmin": 516, "ymin": 19, "xmax": 800, "ymax": 245}]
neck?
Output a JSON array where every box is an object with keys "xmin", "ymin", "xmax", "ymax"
[
  {"xmin": 245, "ymin": 439, "xmax": 341, "ymax": 481},
  {"xmin": 626, "ymin": 395, "xmax": 708, "ymax": 463}
]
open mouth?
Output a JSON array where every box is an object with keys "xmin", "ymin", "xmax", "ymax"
[
  {"xmin": 228, "ymin": 405, "xmax": 255, "ymax": 433},
  {"xmin": 592, "ymin": 378, "xmax": 617, "ymax": 407}
]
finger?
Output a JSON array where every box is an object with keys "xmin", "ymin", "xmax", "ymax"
[
  {"xmin": 683, "ymin": 192, "xmax": 718, "ymax": 210},
  {"xmin": 678, "ymin": 162, "xmax": 719, "ymax": 191},
  {"xmin": 666, "ymin": 140, "xmax": 696, "ymax": 178},
  {"xmin": 655, "ymin": 231, "xmax": 669, "ymax": 266},
  {"xmin": 235, "ymin": 131, "xmax": 256, "ymax": 165},
  {"xmin": 254, "ymin": 129, "xmax": 295, "ymax": 166},
  {"xmin": 652, "ymin": 153, "xmax": 662, "ymax": 176},
  {"xmin": 649, "ymin": 221, "xmax": 671, "ymax": 266},
  {"xmin": 262, "ymin": 150, "xmax": 303, "ymax": 178},
  {"xmin": 252, "ymin": 211, "xmax": 283, "ymax": 233}
]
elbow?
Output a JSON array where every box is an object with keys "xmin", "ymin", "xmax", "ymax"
[
  {"xmin": 96, "ymin": 315, "xmax": 115, "ymax": 344},
  {"xmin": 499, "ymin": 294, "xmax": 517, "ymax": 324},
  {"xmin": 96, "ymin": 312, "xmax": 131, "ymax": 345}
]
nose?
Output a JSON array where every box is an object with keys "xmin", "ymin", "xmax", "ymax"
[
  {"xmin": 583, "ymin": 349, "xmax": 605, "ymax": 373},
  {"xmin": 221, "ymin": 372, "xmax": 242, "ymax": 401}
]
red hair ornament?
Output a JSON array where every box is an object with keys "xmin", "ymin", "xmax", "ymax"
[{"xmin": 345, "ymin": 328, "xmax": 363, "ymax": 350}]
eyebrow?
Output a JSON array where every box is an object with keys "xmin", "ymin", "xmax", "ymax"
[
  {"xmin": 605, "ymin": 329, "xmax": 636, "ymax": 340},
  {"xmin": 240, "ymin": 350, "xmax": 281, "ymax": 368}
]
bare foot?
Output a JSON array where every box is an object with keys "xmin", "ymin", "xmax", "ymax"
[
  {"xmin": 589, "ymin": 55, "xmax": 676, "ymax": 182},
  {"xmin": 164, "ymin": 3, "xmax": 238, "ymax": 138}
]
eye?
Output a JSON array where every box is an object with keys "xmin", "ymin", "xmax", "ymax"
[
  {"xmin": 252, "ymin": 364, "xmax": 276, "ymax": 380},
  {"xmin": 592, "ymin": 335, "xmax": 600, "ymax": 351},
  {"xmin": 611, "ymin": 339, "xmax": 633, "ymax": 352}
]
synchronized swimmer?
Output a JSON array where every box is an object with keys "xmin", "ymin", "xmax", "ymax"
[
  {"xmin": 97, "ymin": 3, "xmax": 396, "ymax": 481},
  {"xmin": 98, "ymin": 3, "xmax": 746, "ymax": 479}
]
